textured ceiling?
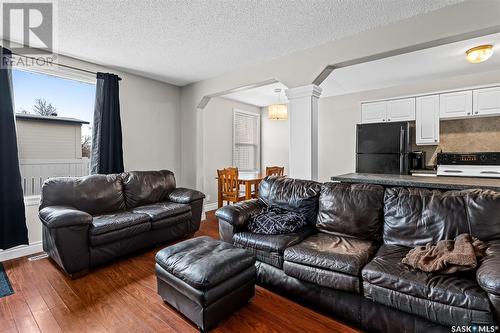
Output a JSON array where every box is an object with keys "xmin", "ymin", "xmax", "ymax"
[
  {"xmin": 320, "ymin": 32, "xmax": 500, "ymax": 97},
  {"xmin": 223, "ymin": 82, "xmax": 289, "ymax": 107},
  {"xmin": 6, "ymin": 0, "xmax": 463, "ymax": 86}
]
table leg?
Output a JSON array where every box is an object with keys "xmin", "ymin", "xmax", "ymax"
[{"xmin": 245, "ymin": 181, "xmax": 251, "ymax": 200}]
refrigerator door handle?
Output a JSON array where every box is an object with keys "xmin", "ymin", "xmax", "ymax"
[
  {"xmin": 400, "ymin": 154, "xmax": 404, "ymax": 174},
  {"xmin": 399, "ymin": 126, "xmax": 404, "ymax": 154}
]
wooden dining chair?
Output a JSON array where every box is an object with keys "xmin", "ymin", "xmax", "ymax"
[
  {"xmin": 266, "ymin": 166, "xmax": 285, "ymax": 177},
  {"xmin": 217, "ymin": 168, "xmax": 245, "ymax": 208}
]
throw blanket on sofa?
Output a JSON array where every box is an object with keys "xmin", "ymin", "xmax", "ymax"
[
  {"xmin": 248, "ymin": 206, "xmax": 306, "ymax": 235},
  {"xmin": 402, "ymin": 233, "xmax": 487, "ymax": 274}
]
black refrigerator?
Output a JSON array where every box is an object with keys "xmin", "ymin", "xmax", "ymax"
[{"xmin": 356, "ymin": 122, "xmax": 411, "ymax": 175}]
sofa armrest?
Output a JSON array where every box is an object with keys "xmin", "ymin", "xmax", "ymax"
[
  {"xmin": 39, "ymin": 206, "xmax": 92, "ymax": 229},
  {"xmin": 215, "ymin": 199, "xmax": 266, "ymax": 229},
  {"xmin": 169, "ymin": 188, "xmax": 205, "ymax": 204},
  {"xmin": 477, "ymin": 240, "xmax": 500, "ymax": 296}
]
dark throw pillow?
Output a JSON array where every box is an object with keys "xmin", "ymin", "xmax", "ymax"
[{"xmin": 247, "ymin": 206, "xmax": 307, "ymax": 235}]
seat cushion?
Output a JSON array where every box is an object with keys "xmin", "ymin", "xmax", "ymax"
[
  {"xmin": 362, "ymin": 244, "xmax": 492, "ymax": 325},
  {"xmin": 284, "ymin": 232, "xmax": 378, "ymax": 276},
  {"xmin": 155, "ymin": 236, "xmax": 255, "ymax": 290},
  {"xmin": 283, "ymin": 261, "xmax": 361, "ymax": 293},
  {"xmin": 132, "ymin": 201, "xmax": 190, "ymax": 221},
  {"xmin": 233, "ymin": 226, "xmax": 315, "ymax": 268},
  {"xmin": 90, "ymin": 211, "xmax": 151, "ymax": 246}
]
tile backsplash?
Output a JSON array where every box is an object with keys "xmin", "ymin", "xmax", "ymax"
[{"xmin": 412, "ymin": 117, "xmax": 500, "ymax": 168}]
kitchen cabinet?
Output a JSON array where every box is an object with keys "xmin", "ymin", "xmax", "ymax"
[
  {"xmin": 440, "ymin": 90, "xmax": 472, "ymax": 119},
  {"xmin": 361, "ymin": 101, "xmax": 387, "ymax": 123},
  {"xmin": 361, "ymin": 98, "xmax": 415, "ymax": 124},
  {"xmin": 473, "ymin": 87, "xmax": 500, "ymax": 116},
  {"xmin": 416, "ymin": 95, "xmax": 440, "ymax": 145},
  {"xmin": 386, "ymin": 98, "xmax": 415, "ymax": 122}
]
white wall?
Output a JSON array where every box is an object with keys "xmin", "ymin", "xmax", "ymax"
[
  {"xmin": 317, "ymin": 68, "xmax": 500, "ymax": 183},
  {"xmin": 202, "ymin": 97, "xmax": 260, "ymax": 207},
  {"xmin": 1, "ymin": 54, "xmax": 182, "ymax": 261},
  {"xmin": 260, "ymin": 107, "xmax": 289, "ymax": 174},
  {"xmin": 179, "ymin": 1, "xmax": 500, "ymax": 190}
]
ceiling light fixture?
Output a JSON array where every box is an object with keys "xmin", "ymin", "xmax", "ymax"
[
  {"xmin": 465, "ymin": 44, "xmax": 494, "ymax": 64},
  {"xmin": 268, "ymin": 88, "xmax": 288, "ymax": 120}
]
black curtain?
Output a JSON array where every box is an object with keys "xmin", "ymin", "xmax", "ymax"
[
  {"xmin": 0, "ymin": 47, "xmax": 28, "ymax": 250},
  {"xmin": 91, "ymin": 72, "xmax": 124, "ymax": 174}
]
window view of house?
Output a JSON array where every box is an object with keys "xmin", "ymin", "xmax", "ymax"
[{"xmin": 12, "ymin": 69, "xmax": 96, "ymax": 196}]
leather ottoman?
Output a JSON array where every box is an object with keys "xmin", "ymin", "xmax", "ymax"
[{"xmin": 155, "ymin": 236, "xmax": 256, "ymax": 332}]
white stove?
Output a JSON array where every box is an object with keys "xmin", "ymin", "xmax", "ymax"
[{"xmin": 437, "ymin": 152, "xmax": 500, "ymax": 178}]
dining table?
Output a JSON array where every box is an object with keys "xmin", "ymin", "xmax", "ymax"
[{"xmin": 217, "ymin": 173, "xmax": 264, "ymax": 208}]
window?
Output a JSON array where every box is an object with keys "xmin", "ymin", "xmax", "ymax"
[
  {"xmin": 12, "ymin": 68, "xmax": 96, "ymax": 197},
  {"xmin": 232, "ymin": 109, "xmax": 260, "ymax": 172}
]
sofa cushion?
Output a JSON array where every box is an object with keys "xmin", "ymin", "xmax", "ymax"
[
  {"xmin": 383, "ymin": 187, "xmax": 470, "ymax": 247},
  {"xmin": 40, "ymin": 174, "xmax": 126, "ymax": 215},
  {"xmin": 464, "ymin": 189, "xmax": 500, "ymax": 242},
  {"xmin": 258, "ymin": 177, "xmax": 322, "ymax": 225},
  {"xmin": 90, "ymin": 211, "xmax": 151, "ymax": 246},
  {"xmin": 284, "ymin": 232, "xmax": 377, "ymax": 276},
  {"xmin": 132, "ymin": 201, "xmax": 190, "ymax": 221},
  {"xmin": 362, "ymin": 245, "xmax": 491, "ymax": 314},
  {"xmin": 316, "ymin": 183, "xmax": 384, "ymax": 241},
  {"xmin": 122, "ymin": 170, "xmax": 176, "ymax": 208},
  {"xmin": 283, "ymin": 261, "xmax": 361, "ymax": 293},
  {"xmin": 153, "ymin": 211, "xmax": 192, "ymax": 230},
  {"xmin": 233, "ymin": 226, "xmax": 315, "ymax": 268}
]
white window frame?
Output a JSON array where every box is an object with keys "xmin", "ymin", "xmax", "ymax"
[
  {"xmin": 11, "ymin": 65, "xmax": 96, "ymax": 203},
  {"xmin": 232, "ymin": 109, "xmax": 261, "ymax": 173}
]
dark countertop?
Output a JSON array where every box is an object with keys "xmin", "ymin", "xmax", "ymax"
[{"xmin": 331, "ymin": 173, "xmax": 500, "ymax": 191}]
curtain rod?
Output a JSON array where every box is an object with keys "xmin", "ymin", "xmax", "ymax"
[{"xmin": 11, "ymin": 52, "xmax": 121, "ymax": 80}]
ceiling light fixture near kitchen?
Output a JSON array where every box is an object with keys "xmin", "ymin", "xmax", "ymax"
[
  {"xmin": 465, "ymin": 44, "xmax": 494, "ymax": 64},
  {"xmin": 268, "ymin": 88, "xmax": 288, "ymax": 120}
]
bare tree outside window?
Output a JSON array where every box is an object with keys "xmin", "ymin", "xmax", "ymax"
[
  {"xmin": 32, "ymin": 98, "xmax": 58, "ymax": 116},
  {"xmin": 82, "ymin": 133, "xmax": 92, "ymax": 158}
]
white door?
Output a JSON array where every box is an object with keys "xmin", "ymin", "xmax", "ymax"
[
  {"xmin": 416, "ymin": 95, "xmax": 440, "ymax": 145},
  {"xmin": 387, "ymin": 98, "xmax": 415, "ymax": 122},
  {"xmin": 473, "ymin": 87, "xmax": 500, "ymax": 116},
  {"xmin": 440, "ymin": 90, "xmax": 472, "ymax": 119},
  {"xmin": 361, "ymin": 101, "xmax": 387, "ymax": 124}
]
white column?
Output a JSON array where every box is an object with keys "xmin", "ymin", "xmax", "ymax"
[{"xmin": 285, "ymin": 84, "xmax": 322, "ymax": 180}]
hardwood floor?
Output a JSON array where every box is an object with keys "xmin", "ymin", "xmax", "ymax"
[{"xmin": 1, "ymin": 211, "xmax": 360, "ymax": 333}]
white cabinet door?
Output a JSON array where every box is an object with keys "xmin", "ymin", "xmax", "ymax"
[
  {"xmin": 387, "ymin": 98, "xmax": 415, "ymax": 122},
  {"xmin": 473, "ymin": 87, "xmax": 500, "ymax": 116},
  {"xmin": 361, "ymin": 101, "xmax": 387, "ymax": 123},
  {"xmin": 416, "ymin": 95, "xmax": 440, "ymax": 145},
  {"xmin": 440, "ymin": 90, "xmax": 472, "ymax": 119}
]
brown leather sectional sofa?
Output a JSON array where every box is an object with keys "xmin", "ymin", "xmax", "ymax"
[
  {"xmin": 215, "ymin": 176, "xmax": 500, "ymax": 333},
  {"xmin": 39, "ymin": 170, "xmax": 205, "ymax": 276}
]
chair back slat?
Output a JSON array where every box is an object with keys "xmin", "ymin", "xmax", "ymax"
[{"xmin": 266, "ymin": 166, "xmax": 285, "ymax": 177}]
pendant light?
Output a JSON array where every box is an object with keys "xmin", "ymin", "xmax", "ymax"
[{"xmin": 268, "ymin": 88, "xmax": 288, "ymax": 120}]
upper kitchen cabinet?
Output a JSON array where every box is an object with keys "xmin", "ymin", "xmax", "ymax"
[
  {"xmin": 416, "ymin": 95, "xmax": 440, "ymax": 145},
  {"xmin": 361, "ymin": 101, "xmax": 387, "ymax": 123},
  {"xmin": 386, "ymin": 98, "xmax": 415, "ymax": 122},
  {"xmin": 440, "ymin": 90, "xmax": 472, "ymax": 119},
  {"xmin": 473, "ymin": 87, "xmax": 500, "ymax": 116},
  {"xmin": 361, "ymin": 98, "xmax": 415, "ymax": 124}
]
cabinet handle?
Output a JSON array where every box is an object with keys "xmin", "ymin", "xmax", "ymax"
[
  {"xmin": 388, "ymin": 119, "xmax": 391, "ymax": 121},
  {"xmin": 475, "ymin": 112, "xmax": 479, "ymax": 114},
  {"xmin": 435, "ymin": 139, "xmax": 438, "ymax": 142},
  {"xmin": 382, "ymin": 119, "xmax": 386, "ymax": 122},
  {"xmin": 467, "ymin": 112, "xmax": 471, "ymax": 115}
]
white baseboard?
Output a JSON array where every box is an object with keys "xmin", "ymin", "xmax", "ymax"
[
  {"xmin": 0, "ymin": 241, "xmax": 43, "ymax": 262},
  {"xmin": 204, "ymin": 202, "xmax": 218, "ymax": 213}
]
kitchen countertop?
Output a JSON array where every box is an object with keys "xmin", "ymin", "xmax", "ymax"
[{"xmin": 331, "ymin": 173, "xmax": 500, "ymax": 191}]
